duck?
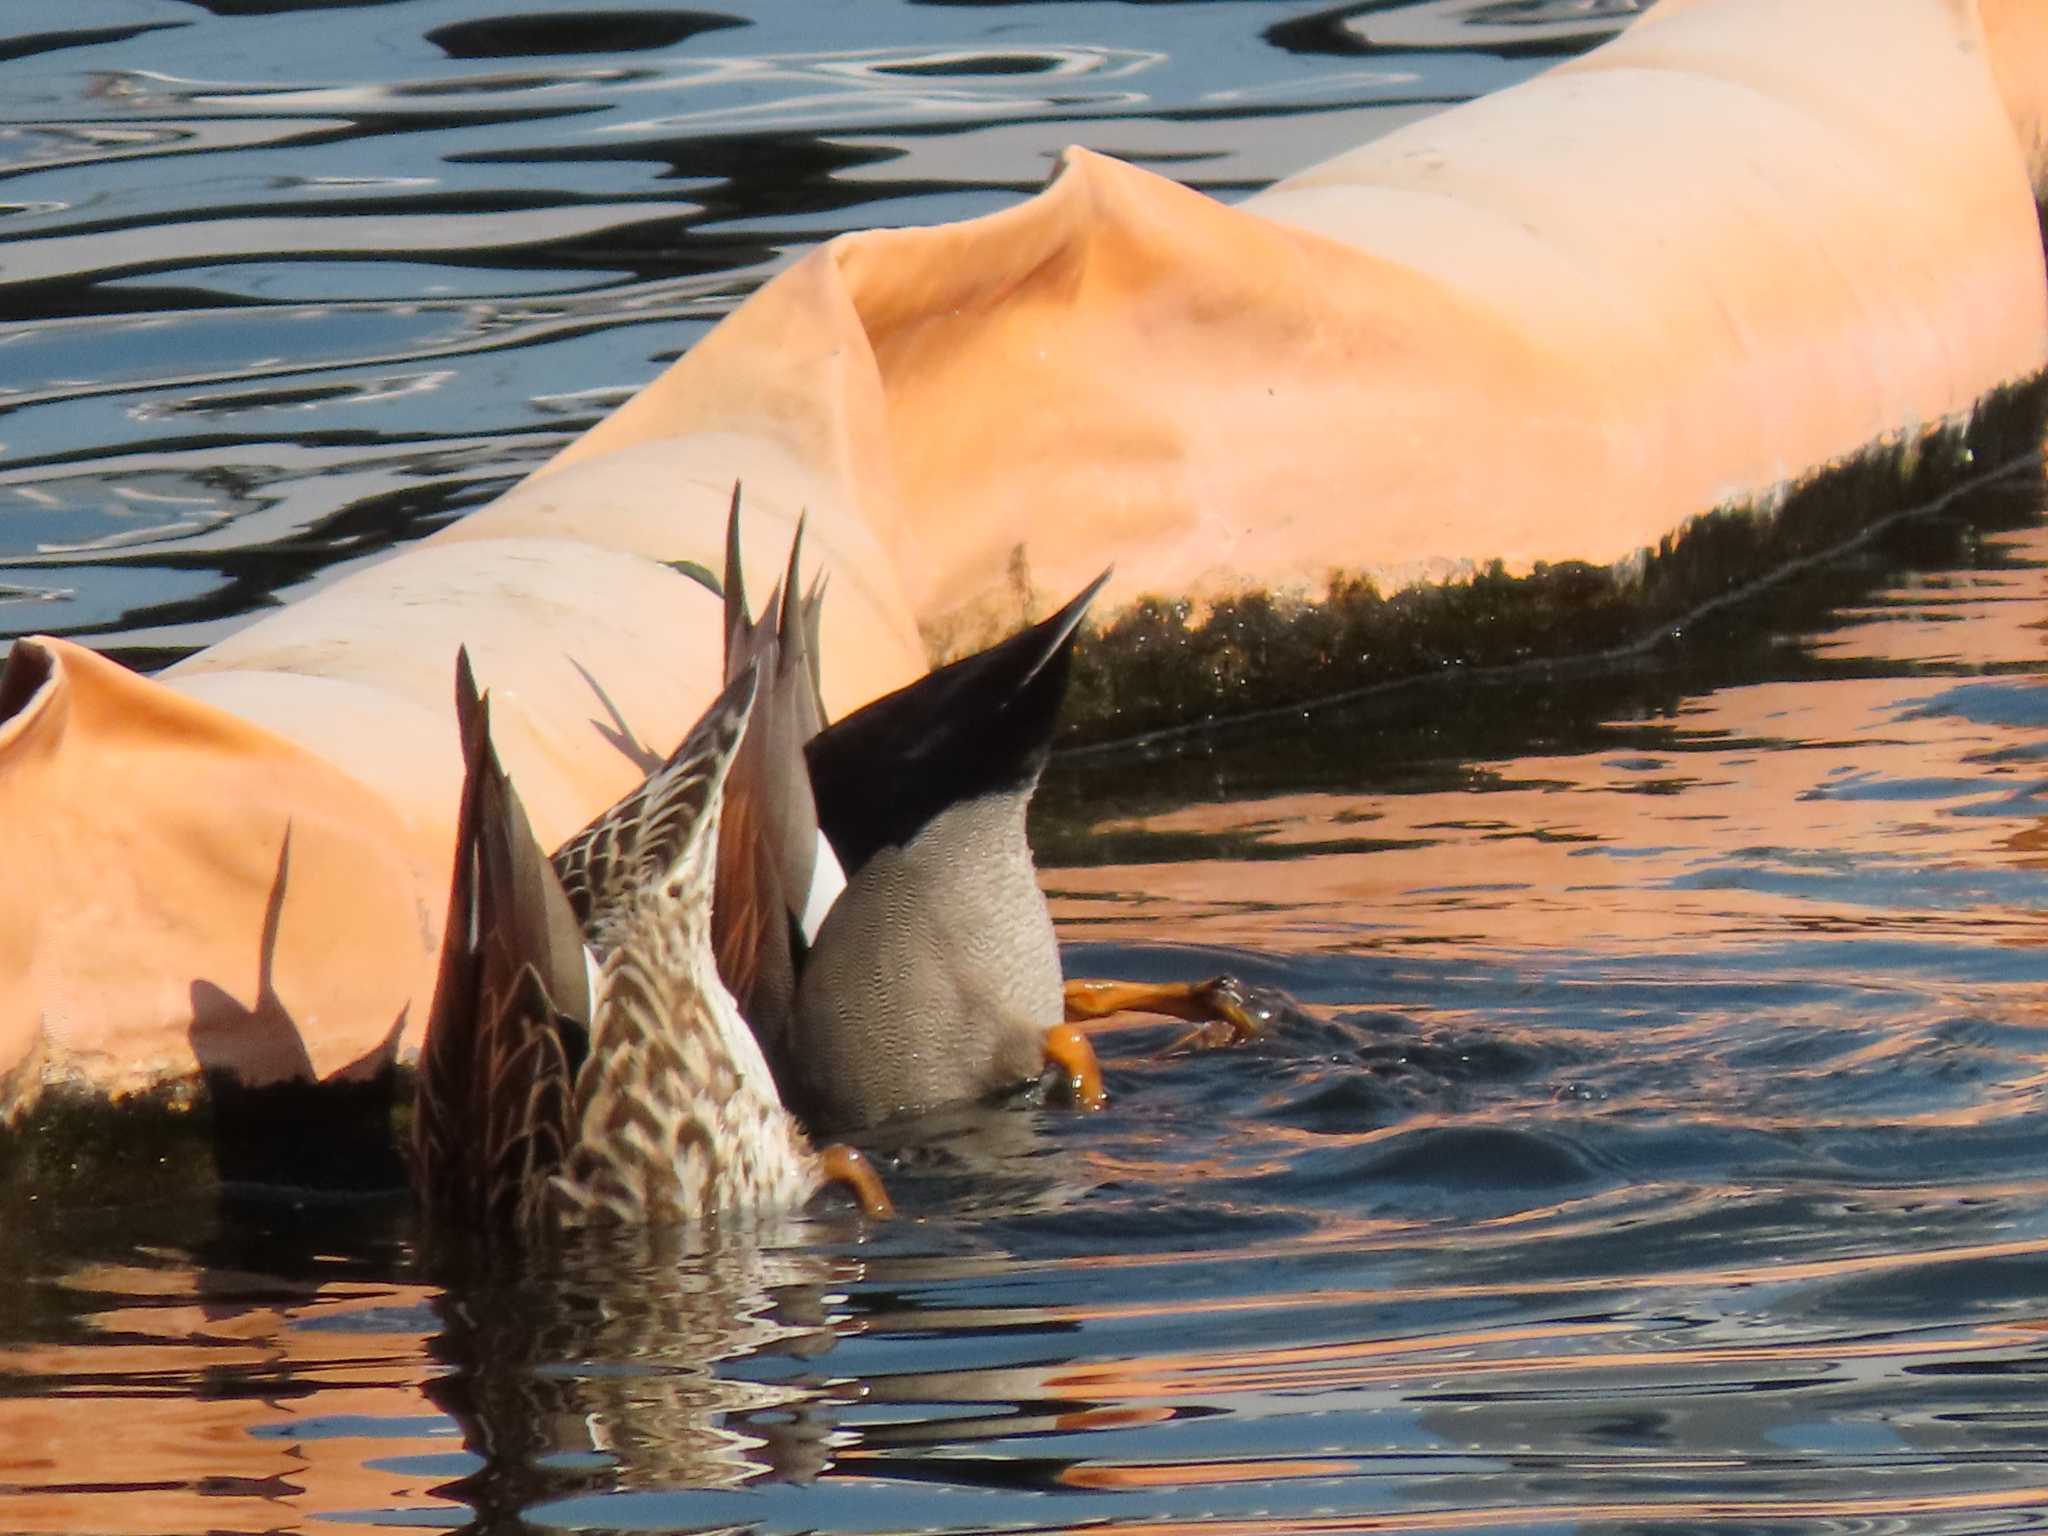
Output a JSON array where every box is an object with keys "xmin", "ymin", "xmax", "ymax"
[
  {"xmin": 415, "ymin": 492, "xmax": 1267, "ymax": 1225},
  {"xmin": 706, "ymin": 504, "xmax": 842, "ymax": 1074},
  {"xmin": 703, "ymin": 490, "xmax": 1258, "ymax": 1134},
  {"xmin": 411, "ymin": 646, "xmax": 892, "ymax": 1234}
]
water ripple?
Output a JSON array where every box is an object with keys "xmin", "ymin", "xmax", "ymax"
[{"xmin": 4, "ymin": 3, "xmax": 2048, "ymax": 1534}]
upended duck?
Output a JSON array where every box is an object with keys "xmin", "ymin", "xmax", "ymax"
[
  {"xmin": 696, "ymin": 491, "xmax": 1266, "ymax": 1134},
  {"xmin": 415, "ymin": 490, "xmax": 1264, "ymax": 1229},
  {"xmin": 694, "ymin": 509, "xmax": 1106, "ymax": 1133},
  {"xmin": 412, "ymin": 649, "xmax": 892, "ymax": 1232}
]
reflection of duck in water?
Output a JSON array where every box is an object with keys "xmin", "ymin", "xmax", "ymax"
[{"xmin": 426, "ymin": 1228, "xmax": 856, "ymax": 1512}]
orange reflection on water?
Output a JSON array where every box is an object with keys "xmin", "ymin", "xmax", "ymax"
[
  {"xmin": 1040, "ymin": 1314, "xmax": 2048, "ymax": 1401},
  {"xmin": 1017, "ymin": 1228, "xmax": 2048, "ymax": 1318},
  {"xmin": 1062, "ymin": 1456, "xmax": 1363, "ymax": 1490},
  {"xmin": 0, "ymin": 1261, "xmax": 453, "ymax": 1535},
  {"xmin": 1049, "ymin": 565, "xmax": 2048, "ymax": 961}
]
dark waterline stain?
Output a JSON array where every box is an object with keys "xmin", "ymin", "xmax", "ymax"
[{"xmin": 1057, "ymin": 371, "xmax": 2048, "ymax": 750}]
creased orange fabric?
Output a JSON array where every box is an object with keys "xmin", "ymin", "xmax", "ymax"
[
  {"xmin": 0, "ymin": 639, "xmax": 428, "ymax": 1094},
  {"xmin": 2, "ymin": 0, "xmax": 2044, "ymax": 1099},
  {"xmin": 539, "ymin": 0, "xmax": 2048, "ymax": 648}
]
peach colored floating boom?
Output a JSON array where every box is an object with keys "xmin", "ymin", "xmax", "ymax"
[{"xmin": 1, "ymin": 0, "xmax": 2043, "ymax": 1105}]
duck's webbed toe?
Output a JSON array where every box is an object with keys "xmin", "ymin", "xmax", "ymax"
[{"xmin": 1061, "ymin": 975, "xmax": 1279, "ymax": 1056}]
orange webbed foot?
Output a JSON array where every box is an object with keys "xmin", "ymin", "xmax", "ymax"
[
  {"xmin": 1062, "ymin": 975, "xmax": 1272, "ymax": 1058},
  {"xmin": 818, "ymin": 1143, "xmax": 894, "ymax": 1219},
  {"xmin": 1043, "ymin": 1021, "xmax": 1107, "ymax": 1111}
]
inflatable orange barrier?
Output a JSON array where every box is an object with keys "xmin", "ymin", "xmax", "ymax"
[{"xmin": 2, "ymin": 0, "xmax": 2044, "ymax": 1105}]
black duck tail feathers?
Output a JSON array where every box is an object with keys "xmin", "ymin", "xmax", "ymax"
[{"xmin": 807, "ymin": 567, "xmax": 1110, "ymax": 873}]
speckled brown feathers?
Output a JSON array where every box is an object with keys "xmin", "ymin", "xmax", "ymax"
[
  {"xmin": 564, "ymin": 660, "xmax": 818, "ymax": 1221},
  {"xmin": 413, "ymin": 651, "xmax": 880, "ymax": 1234},
  {"xmin": 551, "ymin": 826, "xmax": 819, "ymax": 1225},
  {"xmin": 553, "ymin": 661, "xmax": 750, "ymax": 964}
]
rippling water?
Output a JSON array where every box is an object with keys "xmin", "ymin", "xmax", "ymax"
[
  {"xmin": 0, "ymin": 0, "xmax": 1618, "ymax": 662},
  {"xmin": 7, "ymin": 2, "xmax": 2048, "ymax": 1533}
]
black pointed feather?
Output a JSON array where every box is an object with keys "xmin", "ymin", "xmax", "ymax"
[
  {"xmin": 806, "ymin": 569, "xmax": 1109, "ymax": 875},
  {"xmin": 721, "ymin": 482, "xmax": 749, "ymax": 680}
]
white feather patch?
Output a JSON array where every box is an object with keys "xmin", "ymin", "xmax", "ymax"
[{"xmin": 799, "ymin": 830, "xmax": 847, "ymax": 943}]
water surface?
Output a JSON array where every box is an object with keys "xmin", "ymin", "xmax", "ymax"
[{"xmin": 5, "ymin": 3, "xmax": 2048, "ymax": 1533}]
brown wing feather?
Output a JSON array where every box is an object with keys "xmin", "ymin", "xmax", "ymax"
[
  {"xmin": 478, "ymin": 962, "xmax": 583, "ymax": 1232},
  {"xmin": 415, "ymin": 649, "xmax": 589, "ymax": 1232},
  {"xmin": 711, "ymin": 765, "xmax": 779, "ymax": 1016},
  {"xmin": 413, "ymin": 650, "xmax": 492, "ymax": 1213},
  {"xmin": 705, "ymin": 490, "xmax": 829, "ymax": 1064}
]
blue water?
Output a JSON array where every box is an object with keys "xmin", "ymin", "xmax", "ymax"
[{"xmin": 7, "ymin": 2, "xmax": 2048, "ymax": 1533}]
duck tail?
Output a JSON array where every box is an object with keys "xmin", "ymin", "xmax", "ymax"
[
  {"xmin": 710, "ymin": 489, "xmax": 840, "ymax": 1068},
  {"xmin": 415, "ymin": 647, "xmax": 589, "ymax": 1230},
  {"xmin": 806, "ymin": 568, "xmax": 1111, "ymax": 873}
]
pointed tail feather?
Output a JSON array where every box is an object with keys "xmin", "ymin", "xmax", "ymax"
[
  {"xmin": 710, "ymin": 490, "xmax": 840, "ymax": 1065},
  {"xmin": 806, "ymin": 568, "xmax": 1110, "ymax": 874},
  {"xmin": 416, "ymin": 648, "xmax": 590, "ymax": 1229},
  {"xmin": 413, "ymin": 649, "xmax": 492, "ymax": 1209},
  {"xmin": 799, "ymin": 570, "xmax": 829, "ymax": 734},
  {"xmin": 722, "ymin": 482, "xmax": 752, "ymax": 683}
]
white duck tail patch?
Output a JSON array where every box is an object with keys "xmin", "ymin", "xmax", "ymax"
[{"xmin": 799, "ymin": 830, "xmax": 847, "ymax": 946}]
